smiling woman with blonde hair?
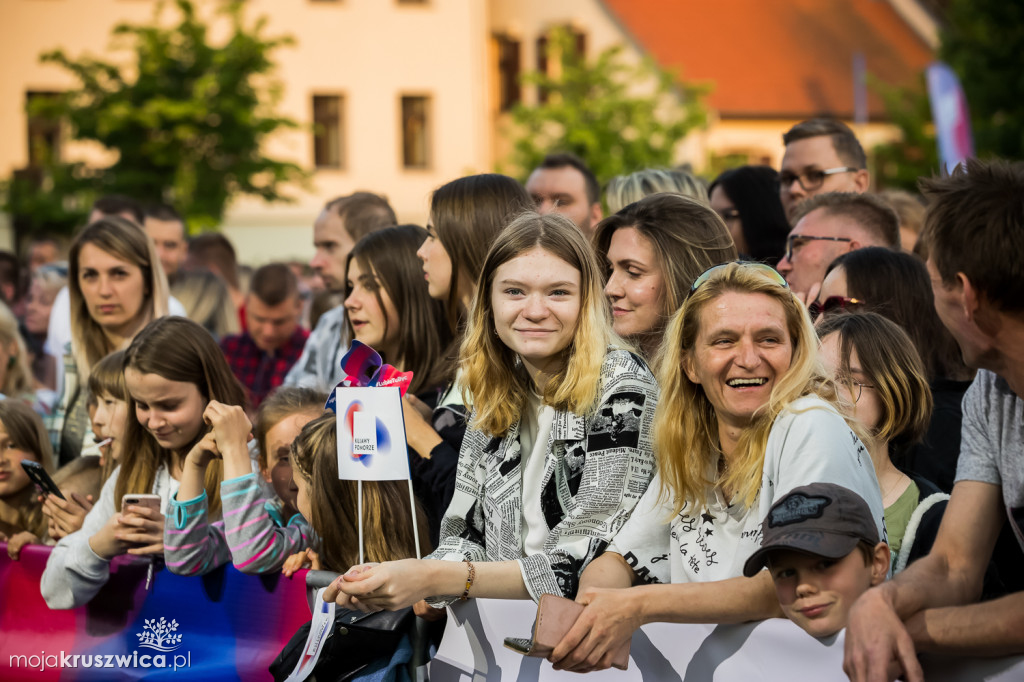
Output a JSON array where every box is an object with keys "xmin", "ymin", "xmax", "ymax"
[
  {"xmin": 323, "ymin": 211, "xmax": 659, "ymax": 614},
  {"xmin": 547, "ymin": 262, "xmax": 885, "ymax": 673}
]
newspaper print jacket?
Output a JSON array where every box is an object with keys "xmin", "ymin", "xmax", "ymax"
[{"xmin": 426, "ymin": 349, "xmax": 659, "ymax": 604}]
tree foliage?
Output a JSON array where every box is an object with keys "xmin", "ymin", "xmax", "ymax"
[
  {"xmin": 5, "ymin": 0, "xmax": 305, "ymax": 236},
  {"xmin": 507, "ymin": 28, "xmax": 710, "ymax": 187},
  {"xmin": 870, "ymin": 74, "xmax": 940, "ymax": 192},
  {"xmin": 940, "ymin": 0, "xmax": 1024, "ymax": 160}
]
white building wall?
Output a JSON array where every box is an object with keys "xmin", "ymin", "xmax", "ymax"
[{"xmin": 1, "ymin": 0, "xmax": 492, "ymax": 264}]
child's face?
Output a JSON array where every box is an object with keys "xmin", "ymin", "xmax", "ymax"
[
  {"xmin": 262, "ymin": 412, "xmax": 317, "ymax": 513},
  {"xmin": 125, "ymin": 368, "xmax": 207, "ymax": 452},
  {"xmin": 769, "ymin": 547, "xmax": 886, "ymax": 638},
  {"xmin": 0, "ymin": 421, "xmax": 35, "ymax": 498},
  {"xmin": 294, "ymin": 468, "xmax": 312, "ymax": 523},
  {"xmin": 93, "ymin": 392, "xmax": 129, "ymax": 463}
]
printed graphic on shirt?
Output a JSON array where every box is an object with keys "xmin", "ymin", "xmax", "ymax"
[{"xmin": 586, "ymin": 391, "xmax": 646, "ymax": 451}]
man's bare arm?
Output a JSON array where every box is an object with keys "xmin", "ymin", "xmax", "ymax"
[
  {"xmin": 907, "ymin": 591, "xmax": 1024, "ymax": 657},
  {"xmin": 845, "ymin": 481, "xmax": 1005, "ymax": 682}
]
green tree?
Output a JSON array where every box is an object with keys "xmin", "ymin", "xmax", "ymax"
[
  {"xmin": 870, "ymin": 74, "xmax": 940, "ymax": 192},
  {"xmin": 940, "ymin": 0, "xmax": 1024, "ymax": 159},
  {"xmin": 5, "ymin": 0, "xmax": 305, "ymax": 238},
  {"xmin": 507, "ymin": 27, "xmax": 710, "ymax": 188}
]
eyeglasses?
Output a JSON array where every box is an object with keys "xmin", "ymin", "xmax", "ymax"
[
  {"xmin": 837, "ymin": 375, "xmax": 875, "ymax": 403},
  {"xmin": 807, "ymin": 295, "xmax": 865, "ymax": 319},
  {"xmin": 779, "ymin": 167, "xmax": 859, "ymax": 192},
  {"xmin": 688, "ymin": 261, "xmax": 788, "ymax": 300},
  {"xmin": 784, "ymin": 234, "xmax": 852, "ymax": 262}
]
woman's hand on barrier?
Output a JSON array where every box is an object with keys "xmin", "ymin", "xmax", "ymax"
[
  {"xmin": 323, "ymin": 563, "xmax": 378, "ymax": 610},
  {"xmin": 6, "ymin": 531, "xmax": 39, "ymax": 560},
  {"xmin": 42, "ymin": 492, "xmax": 94, "ymax": 539},
  {"xmin": 334, "ymin": 560, "xmax": 431, "ymax": 612},
  {"xmin": 548, "ymin": 586, "xmax": 643, "ymax": 673},
  {"xmin": 119, "ymin": 505, "xmax": 166, "ymax": 556},
  {"xmin": 282, "ymin": 548, "xmax": 321, "ymax": 578}
]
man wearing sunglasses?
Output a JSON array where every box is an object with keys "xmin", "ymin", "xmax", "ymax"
[
  {"xmin": 845, "ymin": 159, "xmax": 1024, "ymax": 682},
  {"xmin": 779, "ymin": 118, "xmax": 870, "ymax": 224},
  {"xmin": 775, "ymin": 192, "xmax": 900, "ymax": 301}
]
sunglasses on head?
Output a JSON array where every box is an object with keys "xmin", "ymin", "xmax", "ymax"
[
  {"xmin": 808, "ymin": 295, "xmax": 865, "ymax": 319},
  {"xmin": 687, "ymin": 262, "xmax": 788, "ymax": 301}
]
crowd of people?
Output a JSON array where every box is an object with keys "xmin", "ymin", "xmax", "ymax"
[{"xmin": 0, "ymin": 116, "xmax": 1021, "ymax": 681}]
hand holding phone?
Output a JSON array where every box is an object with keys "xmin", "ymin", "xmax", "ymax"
[
  {"xmin": 119, "ymin": 494, "xmax": 165, "ymax": 556},
  {"xmin": 21, "ymin": 460, "xmax": 64, "ymax": 500}
]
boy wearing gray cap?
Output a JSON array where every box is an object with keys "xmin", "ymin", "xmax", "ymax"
[{"xmin": 744, "ymin": 482, "xmax": 890, "ymax": 638}]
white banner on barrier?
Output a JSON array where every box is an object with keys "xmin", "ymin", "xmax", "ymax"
[{"xmin": 428, "ymin": 598, "xmax": 1024, "ymax": 681}]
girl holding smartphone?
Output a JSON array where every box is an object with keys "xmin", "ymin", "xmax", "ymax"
[{"xmin": 41, "ymin": 317, "xmax": 246, "ymax": 608}]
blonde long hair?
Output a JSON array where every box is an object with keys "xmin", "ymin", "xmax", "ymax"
[
  {"xmin": 116, "ymin": 317, "xmax": 247, "ymax": 514},
  {"xmin": 68, "ymin": 217, "xmax": 170, "ymax": 382},
  {"xmin": 656, "ymin": 263, "xmax": 840, "ymax": 511},
  {"xmin": 461, "ymin": 212, "xmax": 624, "ymax": 436},
  {"xmin": 291, "ymin": 413, "xmax": 429, "ymax": 572}
]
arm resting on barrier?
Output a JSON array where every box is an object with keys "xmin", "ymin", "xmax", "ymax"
[
  {"xmin": 550, "ymin": 563, "xmax": 782, "ymax": 672},
  {"xmin": 906, "ymin": 590, "xmax": 1024, "ymax": 658},
  {"xmin": 844, "ymin": 480, "xmax": 1005, "ymax": 682},
  {"xmin": 325, "ymin": 557, "xmax": 531, "ymax": 612}
]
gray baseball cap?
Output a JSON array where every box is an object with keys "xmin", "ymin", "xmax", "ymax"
[{"xmin": 743, "ymin": 482, "xmax": 880, "ymax": 578}]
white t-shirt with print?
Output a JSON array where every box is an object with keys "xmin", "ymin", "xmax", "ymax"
[{"xmin": 609, "ymin": 395, "xmax": 885, "ymax": 584}]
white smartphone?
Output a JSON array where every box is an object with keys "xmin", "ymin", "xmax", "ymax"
[{"xmin": 121, "ymin": 493, "xmax": 161, "ymax": 516}]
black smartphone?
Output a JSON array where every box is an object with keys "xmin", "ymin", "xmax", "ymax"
[
  {"xmin": 21, "ymin": 459, "xmax": 65, "ymax": 500},
  {"xmin": 503, "ymin": 637, "xmax": 534, "ymax": 655}
]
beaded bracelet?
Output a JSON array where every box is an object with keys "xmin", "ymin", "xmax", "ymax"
[{"xmin": 460, "ymin": 560, "xmax": 476, "ymax": 601}]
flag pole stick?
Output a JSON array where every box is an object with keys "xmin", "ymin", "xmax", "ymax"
[
  {"xmin": 407, "ymin": 479, "xmax": 421, "ymax": 559},
  {"xmin": 357, "ymin": 479, "xmax": 364, "ymax": 565}
]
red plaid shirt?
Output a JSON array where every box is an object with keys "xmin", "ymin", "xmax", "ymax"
[{"xmin": 219, "ymin": 327, "xmax": 310, "ymax": 409}]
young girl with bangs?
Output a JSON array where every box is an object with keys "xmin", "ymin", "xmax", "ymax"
[
  {"xmin": 42, "ymin": 350, "xmax": 128, "ymax": 542},
  {"xmin": 41, "ymin": 316, "xmax": 246, "ymax": 609},
  {"xmin": 164, "ymin": 386, "xmax": 324, "ymax": 575},
  {"xmin": 324, "ymin": 212, "xmax": 659, "ymax": 613},
  {"xmin": 817, "ymin": 312, "xmax": 946, "ymax": 571},
  {"xmin": 0, "ymin": 400, "xmax": 54, "ymax": 558}
]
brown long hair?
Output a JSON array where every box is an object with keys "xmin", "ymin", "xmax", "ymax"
[
  {"xmin": 430, "ymin": 174, "xmax": 533, "ymax": 333},
  {"xmin": 593, "ymin": 193, "xmax": 737, "ymax": 357},
  {"xmin": 69, "ymin": 217, "xmax": 170, "ymax": 381},
  {"xmin": 116, "ymin": 317, "xmax": 247, "ymax": 514},
  {"xmin": 0, "ymin": 399, "xmax": 53, "ymax": 473},
  {"xmin": 0, "ymin": 400, "xmax": 51, "ymax": 536},
  {"xmin": 291, "ymin": 413, "xmax": 429, "ymax": 572},
  {"xmin": 344, "ymin": 225, "xmax": 454, "ymax": 392}
]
